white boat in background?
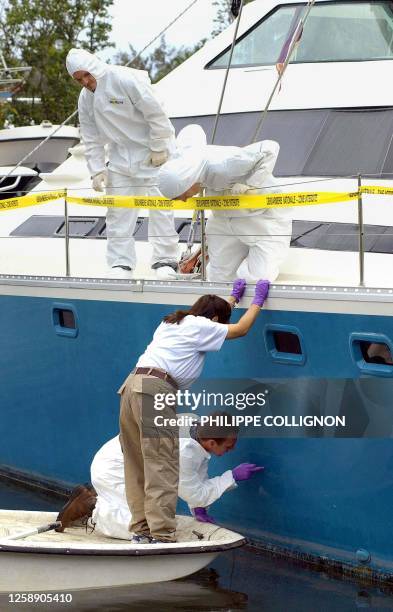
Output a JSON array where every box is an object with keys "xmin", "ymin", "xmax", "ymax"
[
  {"xmin": 0, "ymin": 122, "xmax": 80, "ymax": 178},
  {"xmin": 0, "ymin": 511, "xmax": 245, "ymax": 592}
]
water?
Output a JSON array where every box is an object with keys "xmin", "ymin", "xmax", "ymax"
[{"xmin": 1, "ymin": 480, "xmax": 393, "ymax": 611}]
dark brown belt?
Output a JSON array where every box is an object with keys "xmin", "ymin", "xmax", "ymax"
[{"xmin": 134, "ymin": 367, "xmax": 178, "ymax": 389}]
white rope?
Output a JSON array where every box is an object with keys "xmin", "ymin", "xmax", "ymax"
[{"xmin": 126, "ymin": 0, "xmax": 200, "ymax": 67}]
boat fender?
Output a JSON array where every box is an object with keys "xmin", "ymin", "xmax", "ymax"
[{"xmin": 356, "ymin": 549, "xmax": 371, "ymax": 564}]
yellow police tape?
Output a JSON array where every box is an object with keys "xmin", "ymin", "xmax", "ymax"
[
  {"xmin": 360, "ymin": 186, "xmax": 393, "ymax": 197},
  {"xmin": 65, "ymin": 190, "xmax": 359, "ymax": 210},
  {"xmin": 0, "ymin": 190, "xmax": 66, "ymax": 211},
  {"xmin": 0, "ymin": 185, "xmax": 392, "ymax": 212}
]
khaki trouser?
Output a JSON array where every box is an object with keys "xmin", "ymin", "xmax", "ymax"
[{"xmin": 119, "ymin": 372, "xmax": 179, "ymax": 542}]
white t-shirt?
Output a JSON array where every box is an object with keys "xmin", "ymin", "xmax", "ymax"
[{"xmin": 136, "ymin": 315, "xmax": 228, "ymax": 389}]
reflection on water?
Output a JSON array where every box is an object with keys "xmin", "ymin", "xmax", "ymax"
[{"xmin": 1, "ymin": 479, "xmax": 393, "ymax": 611}]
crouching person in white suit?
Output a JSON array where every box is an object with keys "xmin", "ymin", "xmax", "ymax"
[
  {"xmin": 66, "ymin": 48, "xmax": 179, "ymax": 279},
  {"xmin": 56, "ymin": 413, "xmax": 264, "ymax": 538},
  {"xmin": 178, "ymin": 414, "xmax": 264, "ymax": 524},
  {"xmin": 158, "ymin": 124, "xmax": 292, "ymax": 282}
]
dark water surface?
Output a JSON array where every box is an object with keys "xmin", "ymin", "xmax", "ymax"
[{"xmin": 1, "ymin": 480, "xmax": 393, "ymax": 611}]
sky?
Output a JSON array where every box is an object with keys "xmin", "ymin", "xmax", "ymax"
[{"xmin": 102, "ymin": 0, "xmax": 218, "ymax": 60}]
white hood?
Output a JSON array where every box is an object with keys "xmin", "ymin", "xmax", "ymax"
[
  {"xmin": 158, "ymin": 125, "xmax": 208, "ymax": 199},
  {"xmin": 66, "ymin": 48, "xmax": 107, "ymax": 79}
]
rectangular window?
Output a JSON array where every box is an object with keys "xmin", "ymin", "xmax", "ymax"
[
  {"xmin": 350, "ymin": 334, "xmax": 393, "ymax": 376},
  {"xmin": 52, "ymin": 304, "xmax": 78, "ymax": 338},
  {"xmin": 172, "ymin": 109, "xmax": 393, "ymax": 178},
  {"xmin": 207, "ymin": 2, "xmax": 393, "ymax": 68},
  {"xmin": 265, "ymin": 325, "xmax": 306, "ymax": 365}
]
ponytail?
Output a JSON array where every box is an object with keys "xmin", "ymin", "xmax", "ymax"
[
  {"xmin": 163, "ymin": 294, "xmax": 232, "ymax": 325},
  {"xmin": 163, "ymin": 309, "xmax": 191, "ymax": 325}
]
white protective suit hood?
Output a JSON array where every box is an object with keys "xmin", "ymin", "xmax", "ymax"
[
  {"xmin": 158, "ymin": 124, "xmax": 208, "ymax": 199},
  {"xmin": 66, "ymin": 48, "xmax": 107, "ymax": 79}
]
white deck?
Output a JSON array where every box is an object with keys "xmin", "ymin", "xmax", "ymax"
[{"xmin": 1, "ymin": 145, "xmax": 392, "ymax": 288}]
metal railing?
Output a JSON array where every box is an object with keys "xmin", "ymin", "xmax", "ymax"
[{"xmin": 0, "ymin": 173, "xmax": 375, "ymax": 288}]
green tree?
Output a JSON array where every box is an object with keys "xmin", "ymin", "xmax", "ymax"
[
  {"xmin": 0, "ymin": 0, "xmax": 113, "ymax": 126},
  {"xmin": 114, "ymin": 36, "xmax": 205, "ymax": 84},
  {"xmin": 212, "ymin": 0, "xmax": 254, "ymax": 37}
]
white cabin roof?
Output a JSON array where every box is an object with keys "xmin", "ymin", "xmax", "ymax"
[{"xmin": 156, "ymin": 0, "xmax": 393, "ymax": 116}]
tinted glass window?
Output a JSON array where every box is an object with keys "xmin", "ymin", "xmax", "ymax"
[
  {"xmin": 58, "ymin": 310, "xmax": 76, "ymax": 329},
  {"xmin": 273, "ymin": 331, "xmax": 302, "ymax": 354},
  {"xmin": 172, "ymin": 108, "xmax": 393, "ymax": 178},
  {"xmin": 303, "ymin": 108, "xmax": 393, "ymax": 176},
  {"xmin": 210, "ymin": 5, "xmax": 297, "ymax": 67},
  {"xmin": 208, "ymin": 2, "xmax": 393, "ymax": 68}
]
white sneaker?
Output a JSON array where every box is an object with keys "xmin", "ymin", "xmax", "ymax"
[
  {"xmin": 155, "ymin": 265, "xmax": 178, "ymax": 280},
  {"xmin": 105, "ymin": 266, "xmax": 133, "ymax": 279}
]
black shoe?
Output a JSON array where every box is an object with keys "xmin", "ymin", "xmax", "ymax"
[{"xmin": 151, "ymin": 261, "xmax": 178, "ymax": 272}]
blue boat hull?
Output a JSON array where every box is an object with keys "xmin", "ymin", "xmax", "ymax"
[{"xmin": 2, "ymin": 292, "xmax": 393, "ymax": 576}]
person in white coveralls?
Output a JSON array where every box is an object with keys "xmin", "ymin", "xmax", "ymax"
[
  {"xmin": 58, "ymin": 416, "xmax": 263, "ymax": 540},
  {"xmin": 66, "ymin": 48, "xmax": 179, "ymax": 278},
  {"xmin": 158, "ymin": 124, "xmax": 292, "ymax": 282}
]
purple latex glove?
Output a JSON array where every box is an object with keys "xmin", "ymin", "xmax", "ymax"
[
  {"xmin": 252, "ymin": 280, "xmax": 270, "ymax": 307},
  {"xmin": 230, "ymin": 278, "xmax": 247, "ymax": 303},
  {"xmin": 193, "ymin": 507, "xmax": 216, "ymax": 524},
  {"xmin": 232, "ymin": 463, "xmax": 264, "ymax": 482}
]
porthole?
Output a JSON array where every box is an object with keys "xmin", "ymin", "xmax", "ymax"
[
  {"xmin": 351, "ymin": 333, "xmax": 393, "ymax": 377},
  {"xmin": 265, "ymin": 325, "xmax": 305, "ymax": 365},
  {"xmin": 52, "ymin": 303, "xmax": 78, "ymax": 338}
]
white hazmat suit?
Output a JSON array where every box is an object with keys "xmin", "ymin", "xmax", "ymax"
[
  {"xmin": 66, "ymin": 49, "xmax": 179, "ymax": 273},
  {"xmin": 159, "ymin": 125, "xmax": 292, "ymax": 282},
  {"xmin": 178, "ymin": 436, "xmax": 237, "ymax": 512},
  {"xmin": 90, "ymin": 432, "xmax": 236, "ymax": 539}
]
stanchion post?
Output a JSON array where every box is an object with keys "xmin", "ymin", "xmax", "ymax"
[
  {"xmin": 64, "ymin": 188, "xmax": 71, "ymax": 277},
  {"xmin": 199, "ymin": 186, "xmax": 208, "ymax": 281},
  {"xmin": 200, "ymin": 209, "xmax": 207, "ymax": 281},
  {"xmin": 357, "ymin": 174, "xmax": 365, "ymax": 287}
]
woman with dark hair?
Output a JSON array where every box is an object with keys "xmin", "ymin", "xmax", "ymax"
[{"xmin": 119, "ymin": 278, "xmax": 269, "ymax": 545}]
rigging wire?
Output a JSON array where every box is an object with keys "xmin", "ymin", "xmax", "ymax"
[
  {"xmin": 0, "ymin": 174, "xmax": 363, "ymax": 196},
  {"xmin": 126, "ymin": 0, "xmax": 199, "ymax": 67},
  {"xmin": 211, "ymin": 0, "xmax": 244, "ymax": 144},
  {"xmin": 187, "ymin": 0, "xmax": 244, "ymax": 277},
  {"xmin": 251, "ymin": 0, "xmax": 317, "ymax": 143}
]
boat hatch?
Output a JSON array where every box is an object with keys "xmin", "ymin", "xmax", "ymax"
[
  {"xmin": 290, "ymin": 221, "xmax": 393, "ymax": 254},
  {"xmin": 10, "ymin": 216, "xmax": 393, "ymax": 255},
  {"xmin": 10, "ymin": 216, "xmax": 202, "ymax": 242}
]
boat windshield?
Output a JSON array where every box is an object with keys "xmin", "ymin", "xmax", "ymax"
[{"xmin": 208, "ymin": 1, "xmax": 393, "ymax": 67}]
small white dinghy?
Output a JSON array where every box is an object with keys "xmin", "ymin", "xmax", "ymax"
[{"xmin": 0, "ymin": 510, "xmax": 245, "ymax": 592}]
